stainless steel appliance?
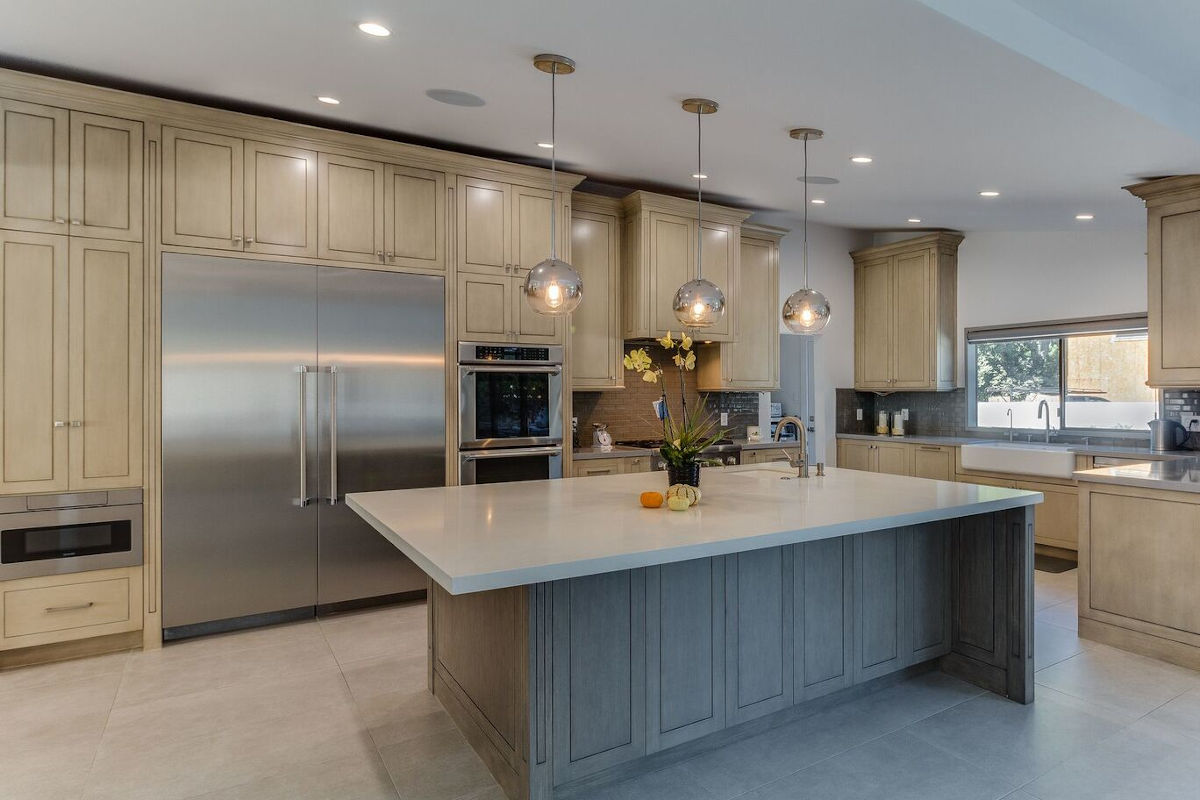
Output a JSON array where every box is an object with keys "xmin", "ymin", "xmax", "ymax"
[
  {"xmin": 162, "ymin": 255, "xmax": 445, "ymax": 639},
  {"xmin": 457, "ymin": 342, "xmax": 563, "ymax": 485},
  {"xmin": 614, "ymin": 439, "xmax": 742, "ymax": 470},
  {"xmin": 1149, "ymin": 418, "xmax": 1189, "ymax": 451},
  {"xmin": 0, "ymin": 490, "xmax": 142, "ymax": 580}
]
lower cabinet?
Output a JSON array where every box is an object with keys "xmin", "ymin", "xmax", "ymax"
[
  {"xmin": 571, "ymin": 455, "xmax": 651, "ymax": 477},
  {"xmin": 836, "ymin": 439, "xmax": 911, "ymax": 475},
  {"xmin": 0, "ymin": 566, "xmax": 143, "ymax": 650},
  {"xmin": 1015, "ymin": 479, "xmax": 1078, "ymax": 550},
  {"xmin": 912, "ymin": 445, "xmax": 953, "ymax": 481},
  {"xmin": 742, "ymin": 446, "xmax": 793, "ymax": 466},
  {"xmin": 726, "ymin": 547, "xmax": 793, "ymax": 724}
]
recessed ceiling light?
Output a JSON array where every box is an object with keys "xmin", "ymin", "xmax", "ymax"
[
  {"xmin": 1075, "ymin": 213, "xmax": 1094, "ymax": 220},
  {"xmin": 692, "ymin": 173, "xmax": 708, "ymax": 180},
  {"xmin": 537, "ymin": 142, "xmax": 554, "ymax": 149},
  {"xmin": 425, "ymin": 89, "xmax": 486, "ymax": 107},
  {"xmin": 316, "ymin": 96, "xmax": 340, "ymax": 105},
  {"xmin": 811, "ymin": 199, "xmax": 826, "ymax": 205},
  {"xmin": 908, "ymin": 218, "xmax": 921, "ymax": 223},
  {"xmin": 850, "ymin": 155, "xmax": 873, "ymax": 164},
  {"xmin": 979, "ymin": 190, "xmax": 1000, "ymax": 197},
  {"xmin": 357, "ymin": 22, "xmax": 391, "ymax": 37}
]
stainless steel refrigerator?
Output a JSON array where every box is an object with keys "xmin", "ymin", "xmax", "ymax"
[{"xmin": 161, "ymin": 254, "xmax": 445, "ymax": 639}]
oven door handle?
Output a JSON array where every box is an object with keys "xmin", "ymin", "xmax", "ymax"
[
  {"xmin": 460, "ymin": 446, "xmax": 563, "ymax": 462},
  {"xmin": 461, "ymin": 365, "xmax": 561, "ymax": 376}
]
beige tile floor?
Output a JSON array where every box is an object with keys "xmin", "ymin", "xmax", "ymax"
[{"xmin": 1, "ymin": 569, "xmax": 1198, "ymax": 800}]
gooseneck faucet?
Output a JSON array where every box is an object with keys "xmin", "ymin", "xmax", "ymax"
[
  {"xmin": 1037, "ymin": 399, "xmax": 1052, "ymax": 443},
  {"xmin": 774, "ymin": 415, "xmax": 809, "ymax": 478}
]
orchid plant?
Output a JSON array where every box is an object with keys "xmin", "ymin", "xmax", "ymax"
[{"xmin": 623, "ymin": 332, "xmax": 727, "ymax": 469}]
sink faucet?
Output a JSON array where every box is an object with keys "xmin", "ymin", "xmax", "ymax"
[
  {"xmin": 774, "ymin": 415, "xmax": 809, "ymax": 478},
  {"xmin": 1037, "ymin": 399, "xmax": 1052, "ymax": 443},
  {"xmin": 1007, "ymin": 408, "xmax": 1014, "ymax": 442}
]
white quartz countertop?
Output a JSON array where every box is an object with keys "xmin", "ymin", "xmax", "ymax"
[
  {"xmin": 1075, "ymin": 457, "xmax": 1200, "ymax": 493},
  {"xmin": 836, "ymin": 433, "xmax": 1191, "ymax": 461},
  {"xmin": 347, "ymin": 464, "xmax": 1041, "ymax": 595}
]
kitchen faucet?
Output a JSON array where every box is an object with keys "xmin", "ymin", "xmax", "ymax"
[
  {"xmin": 1007, "ymin": 408, "xmax": 1014, "ymax": 442},
  {"xmin": 774, "ymin": 415, "xmax": 809, "ymax": 478},
  {"xmin": 1037, "ymin": 399, "xmax": 1053, "ymax": 443}
]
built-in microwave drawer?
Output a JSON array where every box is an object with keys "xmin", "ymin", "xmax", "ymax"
[{"xmin": 2, "ymin": 568, "xmax": 140, "ymax": 645}]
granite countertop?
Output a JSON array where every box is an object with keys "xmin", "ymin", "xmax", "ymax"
[
  {"xmin": 1076, "ymin": 457, "xmax": 1200, "ymax": 493},
  {"xmin": 835, "ymin": 432, "xmax": 1192, "ymax": 461},
  {"xmin": 347, "ymin": 463, "xmax": 1041, "ymax": 594},
  {"xmin": 571, "ymin": 445, "xmax": 654, "ymax": 461}
]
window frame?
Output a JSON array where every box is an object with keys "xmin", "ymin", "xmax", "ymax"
[{"xmin": 965, "ymin": 314, "xmax": 1156, "ymax": 438}]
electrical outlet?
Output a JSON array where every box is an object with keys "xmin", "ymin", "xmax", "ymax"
[
  {"xmin": 720, "ymin": 412, "xmax": 729, "ymax": 426},
  {"xmin": 856, "ymin": 408, "xmax": 863, "ymax": 421},
  {"xmin": 571, "ymin": 416, "xmax": 578, "ymax": 433}
]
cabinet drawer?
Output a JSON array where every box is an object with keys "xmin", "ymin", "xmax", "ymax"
[
  {"xmin": 4, "ymin": 574, "xmax": 132, "ymax": 639},
  {"xmin": 575, "ymin": 458, "xmax": 626, "ymax": 477}
]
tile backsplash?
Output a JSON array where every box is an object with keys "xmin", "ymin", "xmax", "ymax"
[
  {"xmin": 836, "ymin": 388, "xmax": 967, "ymax": 437},
  {"xmin": 1162, "ymin": 389, "xmax": 1200, "ymax": 449}
]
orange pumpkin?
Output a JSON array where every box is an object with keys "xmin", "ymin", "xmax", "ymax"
[{"xmin": 639, "ymin": 491, "xmax": 664, "ymax": 508}]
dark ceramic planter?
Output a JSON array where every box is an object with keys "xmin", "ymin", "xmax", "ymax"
[{"xmin": 666, "ymin": 461, "xmax": 701, "ymax": 488}]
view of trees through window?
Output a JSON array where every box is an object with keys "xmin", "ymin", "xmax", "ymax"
[{"xmin": 973, "ymin": 332, "xmax": 1156, "ymax": 431}]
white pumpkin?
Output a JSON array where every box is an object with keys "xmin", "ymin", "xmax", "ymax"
[{"xmin": 666, "ymin": 484, "xmax": 701, "ymax": 507}]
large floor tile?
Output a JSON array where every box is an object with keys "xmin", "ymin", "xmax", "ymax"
[
  {"xmin": 906, "ymin": 685, "xmax": 1123, "ymax": 786},
  {"xmin": 1144, "ymin": 686, "xmax": 1200, "ymax": 743},
  {"xmin": 319, "ymin": 602, "xmax": 427, "ymax": 665},
  {"xmin": 1034, "ymin": 571, "xmax": 1078, "ymax": 611},
  {"xmin": 1023, "ymin": 718, "xmax": 1200, "ymax": 800},
  {"xmin": 1035, "ymin": 600, "xmax": 1079, "ymax": 632},
  {"xmin": 1034, "ymin": 646, "xmax": 1200, "ymax": 719},
  {"xmin": 0, "ymin": 650, "xmax": 129, "ymax": 694},
  {"xmin": 355, "ymin": 685, "xmax": 457, "ymax": 749},
  {"xmin": 341, "ymin": 651, "xmax": 429, "ymax": 702},
  {"xmin": 187, "ymin": 750, "xmax": 399, "ymax": 800},
  {"xmin": 738, "ymin": 730, "xmax": 1014, "ymax": 800},
  {"xmin": 1035, "ymin": 622, "xmax": 1091, "ymax": 672},
  {"xmin": 377, "ymin": 728, "xmax": 499, "ymax": 800},
  {"xmin": 574, "ymin": 762, "xmax": 718, "ymax": 800}
]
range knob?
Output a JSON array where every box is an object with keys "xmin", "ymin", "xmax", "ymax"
[{"xmin": 725, "ymin": 455, "xmax": 737, "ymax": 465}]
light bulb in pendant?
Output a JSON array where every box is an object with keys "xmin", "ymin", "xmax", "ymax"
[
  {"xmin": 524, "ymin": 257, "xmax": 582, "ymax": 316},
  {"xmin": 782, "ymin": 287, "xmax": 831, "ymax": 334},
  {"xmin": 673, "ymin": 277, "xmax": 725, "ymax": 328}
]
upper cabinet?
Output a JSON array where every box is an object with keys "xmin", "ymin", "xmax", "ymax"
[
  {"xmin": 318, "ymin": 152, "xmax": 384, "ymax": 264},
  {"xmin": 162, "ymin": 128, "xmax": 317, "ymax": 256},
  {"xmin": 851, "ymin": 232, "xmax": 961, "ymax": 392},
  {"xmin": 1125, "ymin": 176, "xmax": 1200, "ymax": 387},
  {"xmin": 570, "ymin": 194, "xmax": 623, "ymax": 390},
  {"xmin": 621, "ymin": 191, "xmax": 749, "ymax": 342},
  {"xmin": 1, "ymin": 101, "xmax": 142, "ymax": 241},
  {"xmin": 698, "ymin": 224, "xmax": 785, "ymax": 391},
  {"xmin": 385, "ymin": 163, "xmax": 444, "ymax": 271}
]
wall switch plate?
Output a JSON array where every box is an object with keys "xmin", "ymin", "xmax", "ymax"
[
  {"xmin": 571, "ymin": 416, "xmax": 578, "ymax": 432},
  {"xmin": 902, "ymin": 409, "xmax": 909, "ymax": 421},
  {"xmin": 856, "ymin": 408, "xmax": 863, "ymax": 421},
  {"xmin": 720, "ymin": 412, "xmax": 729, "ymax": 426}
]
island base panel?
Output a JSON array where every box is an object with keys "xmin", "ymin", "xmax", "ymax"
[{"xmin": 429, "ymin": 509, "xmax": 1033, "ymax": 800}]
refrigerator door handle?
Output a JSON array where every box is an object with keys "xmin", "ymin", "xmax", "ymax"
[
  {"xmin": 327, "ymin": 365, "xmax": 339, "ymax": 505},
  {"xmin": 294, "ymin": 366, "xmax": 311, "ymax": 507}
]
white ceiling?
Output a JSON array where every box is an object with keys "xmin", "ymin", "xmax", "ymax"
[{"xmin": 1, "ymin": 0, "xmax": 1196, "ymax": 232}]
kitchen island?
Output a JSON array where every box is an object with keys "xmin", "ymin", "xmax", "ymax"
[{"xmin": 348, "ymin": 464, "xmax": 1041, "ymax": 800}]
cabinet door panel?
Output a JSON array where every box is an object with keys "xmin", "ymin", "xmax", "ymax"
[
  {"xmin": 854, "ymin": 529, "xmax": 908, "ymax": 681},
  {"xmin": 794, "ymin": 537, "xmax": 853, "ymax": 700},
  {"xmin": 648, "ymin": 214, "xmax": 692, "ymax": 338},
  {"xmin": 875, "ymin": 442, "xmax": 911, "ymax": 476},
  {"xmin": 726, "ymin": 547, "xmax": 792, "ymax": 724},
  {"xmin": 318, "ymin": 153, "xmax": 383, "ymax": 263},
  {"xmin": 513, "ymin": 269, "xmax": 560, "ymax": 342},
  {"xmin": 68, "ymin": 238, "xmax": 142, "ymax": 489},
  {"xmin": 855, "ymin": 258, "xmax": 891, "ymax": 388},
  {"xmin": 698, "ymin": 222, "xmax": 735, "ymax": 341},
  {"xmin": 1016, "ymin": 480, "xmax": 1078, "ymax": 550},
  {"xmin": 244, "ymin": 142, "xmax": 317, "ymax": 256},
  {"xmin": 0, "ymin": 232, "xmax": 68, "ymax": 493},
  {"xmin": 911, "ymin": 522, "xmax": 951, "ymax": 661},
  {"xmin": 457, "ymin": 273, "xmax": 509, "ymax": 343},
  {"xmin": 912, "ymin": 446, "xmax": 952, "ymax": 481},
  {"xmin": 570, "ymin": 210, "xmax": 621, "ymax": 389},
  {"xmin": 0, "ymin": 100, "xmax": 69, "ymax": 234},
  {"xmin": 1153, "ymin": 207, "xmax": 1200, "ymax": 382},
  {"xmin": 892, "ymin": 250, "xmax": 932, "ymax": 388},
  {"xmin": 458, "ymin": 177, "xmax": 509, "ymax": 274},
  {"xmin": 837, "ymin": 441, "xmax": 872, "ymax": 472},
  {"xmin": 161, "ymin": 127, "xmax": 243, "ymax": 249},
  {"xmin": 726, "ymin": 236, "xmax": 777, "ymax": 387},
  {"xmin": 69, "ymin": 112, "xmax": 143, "ymax": 241},
  {"xmin": 386, "ymin": 165, "xmax": 444, "ymax": 270}
]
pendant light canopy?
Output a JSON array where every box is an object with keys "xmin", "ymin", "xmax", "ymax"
[
  {"xmin": 782, "ymin": 127, "xmax": 832, "ymax": 335},
  {"xmin": 523, "ymin": 54, "xmax": 583, "ymax": 316},
  {"xmin": 673, "ymin": 98, "xmax": 726, "ymax": 329}
]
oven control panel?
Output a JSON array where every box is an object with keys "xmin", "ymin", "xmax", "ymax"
[{"xmin": 475, "ymin": 345, "xmax": 549, "ymax": 362}]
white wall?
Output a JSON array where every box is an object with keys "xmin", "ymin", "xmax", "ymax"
[{"xmin": 751, "ymin": 213, "xmax": 872, "ymax": 463}]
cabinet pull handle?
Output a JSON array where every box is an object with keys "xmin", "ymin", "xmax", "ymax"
[
  {"xmin": 233, "ymin": 235, "xmax": 243, "ymax": 246},
  {"xmin": 45, "ymin": 602, "xmax": 93, "ymax": 613},
  {"xmin": 245, "ymin": 236, "xmax": 255, "ymax": 244},
  {"xmin": 70, "ymin": 219, "xmax": 81, "ymax": 226},
  {"xmin": 69, "ymin": 420, "xmax": 82, "ymax": 428},
  {"xmin": 376, "ymin": 250, "xmax": 384, "ymax": 262},
  {"xmin": 919, "ymin": 446, "xmax": 941, "ymax": 451},
  {"xmin": 54, "ymin": 217, "xmax": 66, "ymax": 225},
  {"xmin": 53, "ymin": 420, "xmax": 66, "ymax": 428}
]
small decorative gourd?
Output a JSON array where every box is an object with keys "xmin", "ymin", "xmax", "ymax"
[{"xmin": 666, "ymin": 484, "xmax": 701, "ymax": 507}]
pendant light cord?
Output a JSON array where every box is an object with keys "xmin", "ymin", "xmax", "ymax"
[
  {"xmin": 802, "ymin": 134, "xmax": 809, "ymax": 291},
  {"xmin": 696, "ymin": 107, "xmax": 703, "ymax": 281},
  {"xmin": 549, "ymin": 65, "xmax": 558, "ymax": 260}
]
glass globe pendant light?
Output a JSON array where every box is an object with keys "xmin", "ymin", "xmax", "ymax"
[
  {"xmin": 673, "ymin": 99, "xmax": 725, "ymax": 329},
  {"xmin": 782, "ymin": 127, "xmax": 832, "ymax": 334},
  {"xmin": 523, "ymin": 54, "xmax": 583, "ymax": 316}
]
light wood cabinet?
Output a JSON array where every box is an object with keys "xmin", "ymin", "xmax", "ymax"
[
  {"xmin": 911, "ymin": 445, "xmax": 953, "ymax": 481},
  {"xmin": 1125, "ymin": 176, "xmax": 1200, "ymax": 387},
  {"xmin": 385, "ymin": 163, "xmax": 444, "ymax": 271},
  {"xmin": 0, "ymin": 231, "xmax": 68, "ymax": 493},
  {"xmin": 572, "ymin": 454, "xmax": 652, "ymax": 477},
  {"xmin": 875, "ymin": 442, "xmax": 910, "ymax": 475},
  {"xmin": 457, "ymin": 176, "xmax": 509, "ymax": 274},
  {"xmin": 1, "ymin": 103, "xmax": 142, "ymax": 241},
  {"xmin": 457, "ymin": 272, "xmax": 510, "ymax": 341},
  {"xmin": 570, "ymin": 194, "xmax": 623, "ymax": 390},
  {"xmin": 1015, "ymin": 479, "xmax": 1077, "ymax": 550},
  {"xmin": 0, "ymin": 99, "xmax": 69, "ymax": 235},
  {"xmin": 318, "ymin": 152, "xmax": 384, "ymax": 264},
  {"xmin": 836, "ymin": 439, "xmax": 911, "ymax": 475},
  {"xmin": 698, "ymin": 225, "xmax": 784, "ymax": 391},
  {"xmin": 851, "ymin": 232, "xmax": 961, "ymax": 391},
  {"xmin": 68, "ymin": 112, "xmax": 143, "ymax": 241},
  {"xmin": 742, "ymin": 446, "xmax": 793, "ymax": 466},
  {"xmin": 161, "ymin": 126, "xmax": 243, "ymax": 250},
  {"xmin": 243, "ymin": 140, "xmax": 317, "ymax": 257},
  {"xmin": 621, "ymin": 191, "xmax": 749, "ymax": 342},
  {"xmin": 0, "ymin": 232, "xmax": 141, "ymax": 494},
  {"xmin": 0, "ymin": 566, "xmax": 142, "ymax": 650}
]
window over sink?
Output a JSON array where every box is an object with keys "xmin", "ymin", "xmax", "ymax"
[{"xmin": 966, "ymin": 315, "xmax": 1157, "ymax": 433}]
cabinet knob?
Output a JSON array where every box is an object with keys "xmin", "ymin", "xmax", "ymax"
[
  {"xmin": 233, "ymin": 235, "xmax": 243, "ymax": 245},
  {"xmin": 53, "ymin": 420, "xmax": 66, "ymax": 428},
  {"xmin": 69, "ymin": 420, "xmax": 82, "ymax": 428},
  {"xmin": 54, "ymin": 217, "xmax": 66, "ymax": 225},
  {"xmin": 385, "ymin": 251, "xmax": 394, "ymax": 261},
  {"xmin": 376, "ymin": 250, "xmax": 384, "ymax": 262},
  {"xmin": 70, "ymin": 219, "xmax": 81, "ymax": 226},
  {"xmin": 245, "ymin": 236, "xmax": 255, "ymax": 244}
]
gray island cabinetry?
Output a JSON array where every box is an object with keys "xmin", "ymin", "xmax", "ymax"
[{"xmin": 349, "ymin": 464, "xmax": 1039, "ymax": 800}]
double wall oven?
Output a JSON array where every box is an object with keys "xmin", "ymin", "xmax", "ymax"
[{"xmin": 458, "ymin": 342, "xmax": 564, "ymax": 484}]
